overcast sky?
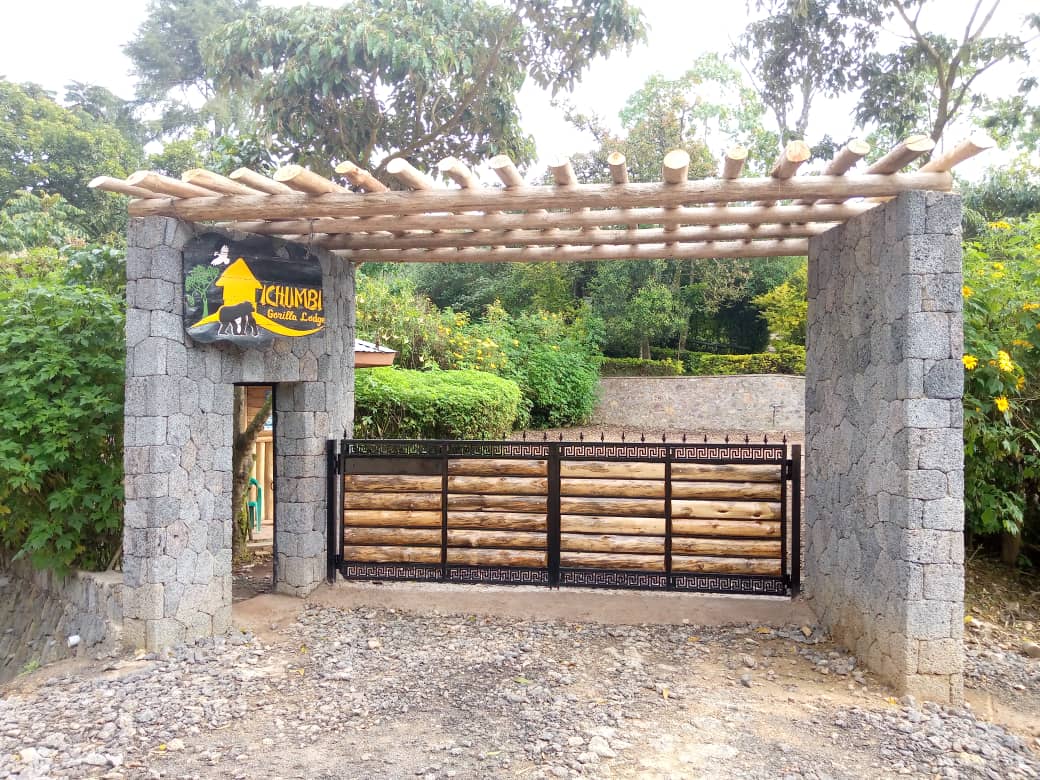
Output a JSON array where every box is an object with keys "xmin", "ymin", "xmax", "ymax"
[{"xmin": 0, "ymin": 0, "xmax": 1034, "ymax": 177}]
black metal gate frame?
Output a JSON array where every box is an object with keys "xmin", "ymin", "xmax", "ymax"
[{"xmin": 327, "ymin": 439, "xmax": 801, "ymax": 597}]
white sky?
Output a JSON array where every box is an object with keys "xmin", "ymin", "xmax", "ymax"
[{"xmin": 0, "ymin": 0, "xmax": 1035, "ymax": 178}]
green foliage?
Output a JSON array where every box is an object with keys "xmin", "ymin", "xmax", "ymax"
[
  {"xmin": 0, "ymin": 192, "xmax": 87, "ymax": 253},
  {"xmin": 184, "ymin": 264, "xmax": 220, "ymax": 317},
  {"xmin": 752, "ymin": 260, "xmax": 807, "ymax": 346},
  {"xmin": 0, "ymin": 80, "xmax": 142, "ymax": 239},
  {"xmin": 206, "ymin": 0, "xmax": 644, "ymax": 177},
  {"xmin": 960, "ymin": 159, "xmax": 1040, "ymax": 238},
  {"xmin": 354, "ymin": 367, "xmax": 522, "ymax": 439},
  {"xmin": 683, "ymin": 345, "xmax": 806, "ymax": 376},
  {"xmin": 0, "ymin": 278, "xmax": 125, "ymax": 573},
  {"xmin": 600, "ymin": 357, "xmax": 684, "ymax": 377},
  {"xmin": 961, "ymin": 216, "xmax": 1040, "ymax": 545}
]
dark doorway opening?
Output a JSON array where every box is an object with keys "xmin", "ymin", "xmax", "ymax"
[{"xmin": 233, "ymin": 384, "xmax": 275, "ymax": 601}]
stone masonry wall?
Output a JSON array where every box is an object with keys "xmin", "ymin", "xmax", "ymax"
[
  {"xmin": 805, "ymin": 191, "xmax": 964, "ymax": 703},
  {"xmin": 0, "ymin": 552, "xmax": 122, "ymax": 683},
  {"xmin": 123, "ymin": 217, "xmax": 354, "ymax": 650},
  {"xmin": 593, "ymin": 375, "xmax": 805, "ymax": 433}
]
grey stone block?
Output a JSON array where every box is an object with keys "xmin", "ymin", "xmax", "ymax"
[
  {"xmin": 904, "ymin": 399, "xmax": 949, "ymax": 429},
  {"xmin": 923, "ymin": 360, "xmax": 963, "ymax": 400}
]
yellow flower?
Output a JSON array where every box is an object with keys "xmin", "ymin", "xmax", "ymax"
[
  {"xmin": 512, "ymin": 339, "xmax": 519, "ymax": 346},
  {"xmin": 992, "ymin": 262, "xmax": 1005, "ymax": 271},
  {"xmin": 1016, "ymin": 375, "xmax": 1026, "ymax": 390},
  {"xmin": 987, "ymin": 220, "xmax": 1012, "ymax": 230},
  {"xmin": 997, "ymin": 350, "xmax": 1015, "ymax": 373},
  {"xmin": 962, "ymin": 354, "xmax": 978, "ymax": 370},
  {"xmin": 1024, "ymin": 302, "xmax": 1040, "ymax": 312},
  {"xmin": 961, "ymin": 285, "xmax": 973, "ymax": 298},
  {"xmin": 551, "ymin": 345, "xmax": 560, "ymax": 351},
  {"xmin": 994, "ymin": 396, "xmax": 1009, "ymax": 413},
  {"xmin": 1012, "ymin": 339, "xmax": 1031, "ymax": 348}
]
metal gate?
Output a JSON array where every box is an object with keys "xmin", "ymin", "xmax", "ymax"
[{"xmin": 327, "ymin": 438, "xmax": 800, "ymax": 596}]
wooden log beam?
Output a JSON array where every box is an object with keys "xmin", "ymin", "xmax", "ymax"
[
  {"xmin": 229, "ymin": 168, "xmax": 295, "ymax": 195},
  {"xmin": 549, "ymin": 156, "xmax": 577, "ymax": 186},
  {"xmin": 721, "ymin": 146, "xmax": 748, "ymax": 180},
  {"xmin": 223, "ymin": 202, "xmax": 875, "ymax": 236},
  {"xmin": 825, "ymin": 139, "xmax": 871, "ymax": 175},
  {"xmin": 182, "ymin": 169, "xmax": 261, "ymax": 196},
  {"xmin": 920, "ymin": 133, "xmax": 995, "ymax": 173},
  {"xmin": 560, "ymin": 552, "xmax": 663, "ymax": 571},
  {"xmin": 274, "ymin": 164, "xmax": 350, "ymax": 194},
  {"xmin": 447, "ymin": 459, "xmax": 547, "ymax": 477},
  {"xmin": 335, "ymin": 160, "xmax": 389, "ymax": 193},
  {"xmin": 447, "ymin": 530, "xmax": 546, "ymax": 549},
  {"xmin": 343, "ymin": 492, "xmax": 441, "ymax": 511},
  {"xmin": 560, "ymin": 497, "xmax": 664, "ymax": 517},
  {"xmin": 318, "ymin": 222, "xmax": 833, "ymax": 251},
  {"xmin": 771, "ymin": 140, "xmax": 812, "ymax": 179},
  {"xmin": 344, "ymin": 510, "xmax": 442, "ymax": 528},
  {"xmin": 671, "ymin": 463, "xmax": 781, "ymax": 482},
  {"xmin": 88, "ymin": 176, "xmax": 164, "ymax": 199},
  {"xmin": 343, "ymin": 545, "xmax": 441, "ymax": 564},
  {"xmin": 671, "ymin": 555, "xmax": 780, "ymax": 576},
  {"xmin": 670, "ymin": 481, "xmax": 782, "ymax": 500},
  {"xmin": 385, "ymin": 158, "xmax": 435, "ymax": 190},
  {"xmin": 490, "ymin": 155, "xmax": 524, "ymax": 188},
  {"xmin": 345, "ymin": 475, "xmax": 442, "ymax": 492},
  {"xmin": 867, "ymin": 135, "xmax": 936, "ymax": 174},
  {"xmin": 340, "ymin": 238, "xmax": 812, "ymax": 264},
  {"xmin": 448, "ymin": 549, "xmax": 547, "ymax": 567},
  {"xmin": 607, "ymin": 152, "xmax": 629, "ymax": 184},
  {"xmin": 561, "ymin": 461, "xmax": 664, "ymax": 480},
  {"xmin": 447, "ymin": 475, "xmax": 548, "ymax": 495},
  {"xmin": 448, "ymin": 512, "xmax": 547, "ymax": 531},
  {"xmin": 671, "ymin": 499, "xmax": 781, "ymax": 521},
  {"xmin": 662, "ymin": 149, "xmax": 690, "ymax": 185},
  {"xmin": 561, "ymin": 533, "xmax": 664, "ymax": 554},
  {"xmin": 670, "ymin": 538, "xmax": 781, "ymax": 557},
  {"xmin": 438, "ymin": 157, "xmax": 480, "ymax": 189},
  {"xmin": 671, "ymin": 518, "xmax": 781, "ymax": 538},
  {"xmin": 125, "ymin": 172, "xmax": 955, "ymax": 221},
  {"xmin": 561, "ymin": 515, "xmax": 664, "ymax": 535},
  {"xmin": 126, "ymin": 171, "xmax": 214, "ymax": 199},
  {"xmin": 448, "ymin": 494, "xmax": 547, "ymax": 512},
  {"xmin": 561, "ymin": 478, "xmax": 664, "ymax": 499},
  {"xmin": 344, "ymin": 527, "xmax": 441, "ymax": 546}
]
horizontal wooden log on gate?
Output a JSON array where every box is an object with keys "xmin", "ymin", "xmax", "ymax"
[
  {"xmin": 343, "ymin": 492, "xmax": 441, "ymax": 511},
  {"xmin": 670, "ymin": 463, "xmax": 781, "ymax": 482},
  {"xmin": 560, "ymin": 461, "xmax": 664, "ymax": 480},
  {"xmin": 343, "ymin": 510, "xmax": 442, "ymax": 528},
  {"xmin": 447, "ymin": 475, "xmax": 548, "ymax": 495},
  {"xmin": 448, "ymin": 511, "xmax": 547, "ymax": 531},
  {"xmin": 560, "ymin": 496, "xmax": 664, "ymax": 517},
  {"xmin": 342, "ymin": 545, "xmax": 441, "ymax": 564},
  {"xmin": 560, "ymin": 552, "xmax": 664, "ymax": 571},
  {"xmin": 447, "ymin": 530, "xmax": 546, "ymax": 549},
  {"xmin": 670, "ymin": 538, "xmax": 781, "ymax": 558},
  {"xmin": 561, "ymin": 533, "xmax": 664, "ymax": 554},
  {"xmin": 345, "ymin": 474, "xmax": 442, "ymax": 492},
  {"xmin": 561, "ymin": 515, "xmax": 664, "ymax": 535},
  {"xmin": 671, "ymin": 499, "xmax": 781, "ymax": 521},
  {"xmin": 671, "ymin": 481, "xmax": 781, "ymax": 500},
  {"xmin": 448, "ymin": 494, "xmax": 548, "ymax": 512},
  {"xmin": 447, "ymin": 549, "xmax": 547, "ymax": 567},
  {"xmin": 343, "ymin": 527, "xmax": 441, "ymax": 546},
  {"xmin": 671, "ymin": 555, "xmax": 781, "ymax": 576},
  {"xmin": 671, "ymin": 518, "xmax": 781, "ymax": 538},
  {"xmin": 561, "ymin": 478, "xmax": 664, "ymax": 498},
  {"xmin": 447, "ymin": 458, "xmax": 547, "ymax": 477}
]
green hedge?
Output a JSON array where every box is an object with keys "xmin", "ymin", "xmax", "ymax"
[
  {"xmin": 600, "ymin": 357, "xmax": 684, "ymax": 376},
  {"xmin": 354, "ymin": 367, "xmax": 522, "ymax": 439},
  {"xmin": 683, "ymin": 345, "xmax": 806, "ymax": 376}
]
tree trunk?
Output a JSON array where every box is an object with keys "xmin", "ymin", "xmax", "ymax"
[
  {"xmin": 1001, "ymin": 530, "xmax": 1022, "ymax": 567},
  {"xmin": 231, "ymin": 387, "xmax": 273, "ymax": 564},
  {"xmin": 639, "ymin": 336, "xmax": 650, "ymax": 359}
]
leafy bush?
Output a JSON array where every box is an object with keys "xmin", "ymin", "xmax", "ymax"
[
  {"xmin": 354, "ymin": 367, "xmax": 522, "ymax": 439},
  {"xmin": 683, "ymin": 345, "xmax": 806, "ymax": 375},
  {"xmin": 600, "ymin": 357, "xmax": 684, "ymax": 376},
  {"xmin": 0, "ymin": 278, "xmax": 125, "ymax": 572},
  {"xmin": 961, "ymin": 217, "xmax": 1040, "ymax": 554},
  {"xmin": 752, "ymin": 260, "xmax": 807, "ymax": 346}
]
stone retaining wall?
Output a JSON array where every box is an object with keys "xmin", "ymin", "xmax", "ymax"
[
  {"xmin": 0, "ymin": 553, "xmax": 122, "ymax": 683},
  {"xmin": 592, "ymin": 375, "xmax": 805, "ymax": 433}
]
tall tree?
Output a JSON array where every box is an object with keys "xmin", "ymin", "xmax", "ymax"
[
  {"xmin": 124, "ymin": 0, "xmax": 260, "ymax": 137},
  {"xmin": 205, "ymin": 0, "xmax": 645, "ymax": 178}
]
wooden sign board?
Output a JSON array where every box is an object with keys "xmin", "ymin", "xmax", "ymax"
[{"xmin": 183, "ymin": 233, "xmax": 324, "ymax": 347}]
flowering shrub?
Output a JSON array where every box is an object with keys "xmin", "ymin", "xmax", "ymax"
[{"xmin": 961, "ymin": 216, "xmax": 1040, "ymax": 556}]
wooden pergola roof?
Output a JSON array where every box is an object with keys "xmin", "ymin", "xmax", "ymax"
[{"xmin": 90, "ymin": 133, "xmax": 991, "ymax": 263}]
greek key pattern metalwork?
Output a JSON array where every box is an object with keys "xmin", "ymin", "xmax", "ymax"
[
  {"xmin": 670, "ymin": 445, "xmax": 786, "ymax": 463},
  {"xmin": 560, "ymin": 444, "xmax": 669, "ymax": 461},
  {"xmin": 559, "ymin": 570, "xmax": 669, "ymax": 589},
  {"xmin": 341, "ymin": 562, "xmax": 441, "ymax": 581},
  {"xmin": 448, "ymin": 566, "xmax": 550, "ymax": 585},
  {"xmin": 672, "ymin": 574, "xmax": 787, "ymax": 595},
  {"xmin": 345, "ymin": 441, "xmax": 443, "ymax": 458},
  {"xmin": 445, "ymin": 442, "xmax": 551, "ymax": 459}
]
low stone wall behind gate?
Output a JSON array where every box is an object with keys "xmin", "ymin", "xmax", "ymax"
[
  {"xmin": 0, "ymin": 553, "xmax": 122, "ymax": 683},
  {"xmin": 592, "ymin": 375, "xmax": 805, "ymax": 433}
]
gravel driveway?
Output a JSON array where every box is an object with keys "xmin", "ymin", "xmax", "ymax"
[{"xmin": 2, "ymin": 596, "xmax": 1038, "ymax": 779}]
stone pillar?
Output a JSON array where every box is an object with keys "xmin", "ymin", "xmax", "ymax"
[
  {"xmin": 122, "ymin": 217, "xmax": 354, "ymax": 650},
  {"xmin": 805, "ymin": 191, "xmax": 965, "ymax": 703}
]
